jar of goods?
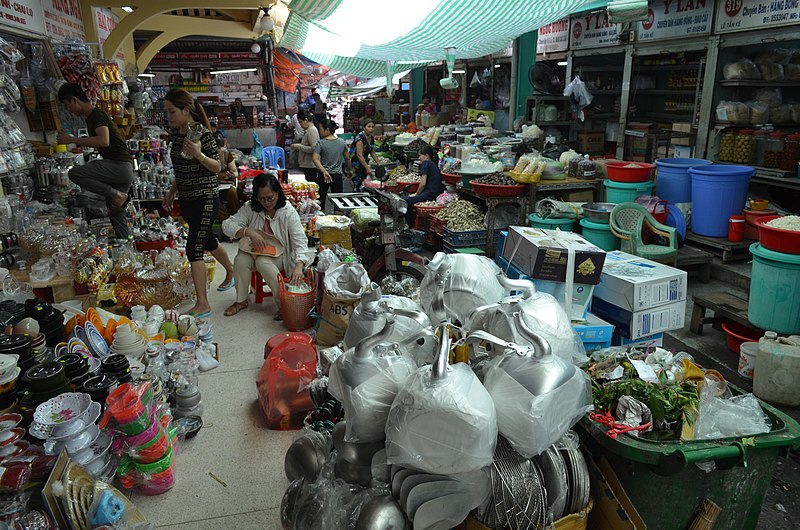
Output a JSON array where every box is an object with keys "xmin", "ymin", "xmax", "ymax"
[
  {"xmin": 732, "ymin": 129, "xmax": 754, "ymax": 165},
  {"xmin": 577, "ymin": 156, "xmax": 597, "ymax": 180},
  {"xmin": 763, "ymin": 132, "xmax": 786, "ymax": 169},
  {"xmin": 752, "ymin": 130, "xmax": 769, "ymax": 167},
  {"xmin": 780, "ymin": 133, "xmax": 800, "ymax": 172},
  {"xmin": 719, "ymin": 130, "xmax": 737, "ymax": 162}
]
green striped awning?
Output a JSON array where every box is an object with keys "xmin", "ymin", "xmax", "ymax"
[{"xmin": 280, "ymin": 0, "xmax": 602, "ymax": 67}]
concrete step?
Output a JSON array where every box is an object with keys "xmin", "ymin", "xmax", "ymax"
[{"xmin": 710, "ymin": 256, "xmax": 751, "ymax": 295}]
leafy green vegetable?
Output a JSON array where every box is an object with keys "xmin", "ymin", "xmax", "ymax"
[{"xmin": 592, "ymin": 377, "xmax": 700, "ymax": 426}]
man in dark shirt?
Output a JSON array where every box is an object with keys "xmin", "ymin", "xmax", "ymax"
[{"xmin": 57, "ymin": 83, "xmax": 133, "ymax": 239}]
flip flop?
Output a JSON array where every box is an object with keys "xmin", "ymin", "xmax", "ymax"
[
  {"xmin": 187, "ymin": 310, "xmax": 213, "ymax": 319},
  {"xmin": 217, "ymin": 278, "xmax": 235, "ymax": 292}
]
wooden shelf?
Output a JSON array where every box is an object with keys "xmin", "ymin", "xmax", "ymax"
[
  {"xmin": 591, "ymin": 90, "xmax": 622, "ymax": 94},
  {"xmin": 719, "ymin": 80, "xmax": 800, "ymax": 87},
  {"xmin": 536, "ymin": 120, "xmax": 573, "ymax": 126},
  {"xmin": 589, "ymin": 112, "xmax": 620, "ymax": 119},
  {"xmin": 528, "ymin": 95, "xmax": 570, "ymax": 100},
  {"xmin": 643, "ymin": 89, "xmax": 697, "ymax": 95},
  {"xmin": 643, "ymin": 113, "xmax": 694, "ymax": 121},
  {"xmin": 635, "ymin": 64, "xmax": 702, "ymax": 71},
  {"xmin": 575, "ymin": 65, "xmax": 624, "ymax": 72}
]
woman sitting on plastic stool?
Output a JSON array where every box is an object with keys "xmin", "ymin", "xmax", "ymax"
[{"xmin": 221, "ymin": 173, "xmax": 315, "ymax": 320}]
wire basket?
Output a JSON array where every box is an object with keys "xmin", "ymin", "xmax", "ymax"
[{"xmin": 278, "ymin": 270, "xmax": 316, "ymax": 331}]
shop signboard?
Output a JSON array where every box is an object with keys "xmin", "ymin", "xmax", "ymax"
[
  {"xmin": 43, "ymin": 0, "xmax": 85, "ymax": 41},
  {"xmin": 537, "ymin": 17, "xmax": 570, "ymax": 53},
  {"xmin": 638, "ymin": 0, "xmax": 713, "ymax": 41},
  {"xmin": 570, "ymin": 11, "xmax": 621, "ymax": 49},
  {"xmin": 715, "ymin": 0, "xmax": 800, "ymax": 32},
  {"xmin": 93, "ymin": 7, "xmax": 124, "ymax": 61},
  {"xmin": 0, "ymin": 0, "xmax": 46, "ymax": 36}
]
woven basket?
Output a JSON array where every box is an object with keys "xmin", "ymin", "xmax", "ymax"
[{"xmin": 471, "ymin": 182, "xmax": 527, "ymax": 198}]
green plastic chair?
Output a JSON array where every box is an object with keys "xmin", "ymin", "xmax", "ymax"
[{"xmin": 609, "ymin": 202, "xmax": 678, "ymax": 265}]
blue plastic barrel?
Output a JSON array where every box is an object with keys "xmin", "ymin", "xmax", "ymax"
[
  {"xmin": 654, "ymin": 158, "xmax": 712, "ymax": 205},
  {"xmin": 689, "ymin": 165, "xmax": 754, "ymax": 237}
]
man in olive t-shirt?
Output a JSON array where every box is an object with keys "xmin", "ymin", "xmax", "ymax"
[{"xmin": 57, "ymin": 83, "xmax": 133, "ymax": 239}]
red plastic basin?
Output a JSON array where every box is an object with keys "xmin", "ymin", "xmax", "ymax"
[
  {"xmin": 754, "ymin": 215, "xmax": 800, "ymax": 255},
  {"xmin": 607, "ymin": 161, "xmax": 654, "ymax": 183},
  {"xmin": 721, "ymin": 321, "xmax": 761, "ymax": 353}
]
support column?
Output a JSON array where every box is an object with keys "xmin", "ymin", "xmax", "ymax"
[
  {"xmin": 410, "ymin": 67, "xmax": 425, "ymax": 110},
  {"xmin": 514, "ymin": 30, "xmax": 537, "ymax": 124}
]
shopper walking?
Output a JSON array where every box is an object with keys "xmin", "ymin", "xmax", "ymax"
[
  {"xmin": 349, "ymin": 120, "xmax": 381, "ymax": 191},
  {"xmin": 221, "ymin": 173, "xmax": 315, "ymax": 320},
  {"xmin": 57, "ymin": 83, "xmax": 133, "ymax": 239},
  {"xmin": 312, "ymin": 119, "xmax": 351, "ymax": 211},
  {"xmin": 404, "ymin": 144, "xmax": 443, "ymax": 227},
  {"xmin": 290, "ymin": 108, "xmax": 320, "ymax": 185},
  {"xmin": 161, "ymin": 88, "xmax": 235, "ymax": 318}
]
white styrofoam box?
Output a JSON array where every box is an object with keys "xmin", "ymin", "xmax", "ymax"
[
  {"xmin": 591, "ymin": 297, "xmax": 686, "ymax": 340},
  {"xmin": 533, "ymin": 279, "xmax": 594, "ymax": 321},
  {"xmin": 593, "ymin": 251, "xmax": 687, "ymax": 312}
]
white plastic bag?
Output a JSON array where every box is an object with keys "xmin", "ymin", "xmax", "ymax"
[
  {"xmin": 483, "ymin": 358, "xmax": 593, "ymax": 458},
  {"xmin": 323, "ymin": 263, "xmax": 371, "ymax": 298},
  {"xmin": 563, "ymin": 75, "xmax": 594, "ymax": 108},
  {"xmin": 693, "ymin": 379, "xmax": 770, "ymax": 440}
]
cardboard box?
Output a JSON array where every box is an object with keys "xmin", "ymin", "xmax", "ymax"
[
  {"xmin": 502, "ymin": 227, "xmax": 607, "ymax": 285},
  {"xmin": 573, "ymin": 312, "xmax": 615, "ymax": 343},
  {"xmin": 593, "ymin": 251, "xmax": 687, "ymax": 312},
  {"xmin": 671, "ymin": 122, "xmax": 693, "ymax": 146},
  {"xmin": 578, "ymin": 130, "xmax": 605, "ymax": 154},
  {"xmin": 611, "ymin": 332, "xmax": 664, "ymax": 350},
  {"xmin": 587, "ymin": 453, "xmax": 647, "ymax": 529},
  {"xmin": 533, "ymin": 279, "xmax": 594, "ymax": 321},
  {"xmin": 591, "ymin": 297, "xmax": 686, "ymax": 340}
]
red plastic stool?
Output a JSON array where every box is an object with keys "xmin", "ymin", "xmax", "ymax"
[{"xmin": 251, "ymin": 271, "xmax": 274, "ymax": 304}]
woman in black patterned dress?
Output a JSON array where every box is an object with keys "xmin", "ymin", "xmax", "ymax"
[{"xmin": 162, "ymin": 89, "xmax": 234, "ymax": 318}]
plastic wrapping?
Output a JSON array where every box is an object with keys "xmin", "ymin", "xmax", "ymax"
[
  {"xmin": 328, "ymin": 347, "xmax": 416, "ymax": 443},
  {"xmin": 483, "ymin": 356, "xmax": 592, "ymax": 458},
  {"xmin": 342, "ymin": 294, "xmax": 437, "ymax": 366},
  {"xmin": 752, "ymin": 88, "xmax": 782, "ymax": 106},
  {"xmin": 755, "ymin": 48, "xmax": 792, "ymax": 64},
  {"xmin": 350, "ymin": 208, "xmax": 379, "ymax": 230},
  {"xmin": 759, "ymin": 62, "xmax": 784, "ymax": 81},
  {"xmin": 419, "ymin": 253, "xmax": 505, "ymax": 325},
  {"xmin": 286, "ymin": 459, "xmax": 363, "ymax": 530},
  {"xmin": 785, "ymin": 63, "xmax": 800, "ymax": 81},
  {"xmin": 563, "ymin": 76, "xmax": 593, "ymax": 108},
  {"xmin": 694, "ymin": 378, "xmax": 771, "ymax": 440},
  {"xmin": 385, "ymin": 363, "xmax": 497, "ymax": 474},
  {"xmin": 715, "ymin": 101, "xmax": 750, "ymax": 125},
  {"xmin": 284, "ymin": 428, "xmax": 333, "ymax": 482},
  {"xmin": 747, "ymin": 101, "xmax": 770, "ymax": 125},
  {"xmin": 256, "ymin": 333, "xmax": 317, "ymax": 429},
  {"xmin": 323, "ymin": 263, "xmax": 371, "ymax": 299},
  {"xmin": 316, "ymin": 249, "xmax": 340, "ymax": 273},
  {"xmin": 723, "ymin": 59, "xmax": 761, "ymax": 80}
]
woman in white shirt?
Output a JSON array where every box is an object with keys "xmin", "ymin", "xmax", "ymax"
[{"xmin": 221, "ymin": 173, "xmax": 315, "ymax": 320}]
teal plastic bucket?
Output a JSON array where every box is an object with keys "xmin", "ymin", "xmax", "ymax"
[
  {"xmin": 654, "ymin": 158, "xmax": 712, "ymax": 205},
  {"xmin": 603, "ymin": 179, "xmax": 655, "ymax": 204},
  {"xmin": 527, "ymin": 214, "xmax": 575, "ymax": 232},
  {"xmin": 580, "ymin": 218, "xmax": 620, "ymax": 251},
  {"xmin": 689, "ymin": 164, "xmax": 753, "ymax": 237},
  {"xmin": 748, "ymin": 243, "xmax": 800, "ymax": 334}
]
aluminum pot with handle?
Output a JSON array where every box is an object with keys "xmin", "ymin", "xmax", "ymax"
[
  {"xmin": 385, "ymin": 324, "xmax": 498, "ymax": 475},
  {"xmin": 464, "ymin": 273, "xmax": 586, "ymax": 364},
  {"xmin": 470, "ymin": 316, "xmax": 593, "ymax": 458},
  {"xmin": 329, "ymin": 311, "xmax": 417, "ymax": 443}
]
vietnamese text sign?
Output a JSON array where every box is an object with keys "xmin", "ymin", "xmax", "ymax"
[
  {"xmin": 715, "ymin": 0, "xmax": 800, "ymax": 33},
  {"xmin": 570, "ymin": 12, "xmax": 621, "ymax": 49},
  {"xmin": 43, "ymin": 0, "xmax": 85, "ymax": 41},
  {"xmin": 0, "ymin": 0, "xmax": 46, "ymax": 35},
  {"xmin": 639, "ymin": 0, "xmax": 713, "ymax": 40},
  {"xmin": 93, "ymin": 7, "xmax": 124, "ymax": 60},
  {"xmin": 537, "ymin": 17, "xmax": 570, "ymax": 53}
]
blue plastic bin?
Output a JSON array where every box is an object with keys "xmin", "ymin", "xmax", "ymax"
[
  {"xmin": 689, "ymin": 164, "xmax": 753, "ymax": 237},
  {"xmin": 654, "ymin": 158, "xmax": 712, "ymax": 205}
]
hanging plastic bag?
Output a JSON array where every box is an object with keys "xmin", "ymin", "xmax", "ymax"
[
  {"xmin": 252, "ymin": 132, "xmax": 264, "ymax": 161},
  {"xmin": 563, "ymin": 75, "xmax": 594, "ymax": 108}
]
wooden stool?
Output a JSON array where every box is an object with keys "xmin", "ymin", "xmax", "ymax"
[
  {"xmin": 690, "ymin": 291, "xmax": 756, "ymax": 335},
  {"xmin": 250, "ymin": 271, "xmax": 274, "ymax": 304}
]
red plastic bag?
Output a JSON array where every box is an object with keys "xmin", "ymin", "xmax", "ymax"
[{"xmin": 256, "ymin": 332, "xmax": 317, "ymax": 430}]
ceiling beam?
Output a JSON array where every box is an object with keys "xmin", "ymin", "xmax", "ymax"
[
  {"xmin": 135, "ymin": 15, "xmax": 254, "ymax": 71},
  {"xmin": 215, "ymin": 9, "xmax": 245, "ymax": 21}
]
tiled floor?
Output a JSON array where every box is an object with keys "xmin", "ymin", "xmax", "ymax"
[{"xmin": 133, "ymin": 242, "xmax": 292, "ymax": 528}]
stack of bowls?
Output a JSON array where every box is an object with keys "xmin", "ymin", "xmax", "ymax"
[
  {"xmin": 25, "ymin": 300, "xmax": 65, "ymax": 347},
  {"xmin": 81, "ymin": 374, "xmax": 118, "ymax": 405},
  {"xmin": 0, "ymin": 354, "xmax": 21, "ymax": 412},
  {"xmin": 197, "ymin": 321, "xmax": 214, "ymax": 343},
  {"xmin": 100, "ymin": 354, "xmax": 132, "ymax": 384},
  {"xmin": 110, "ymin": 325, "xmax": 146, "ymax": 361},
  {"xmin": 139, "ymin": 374, "xmax": 168, "ymax": 403},
  {"xmin": 108, "ymin": 382, "xmax": 177, "ymax": 495},
  {"xmin": 57, "ymin": 353, "xmax": 95, "ymax": 390},
  {"xmin": 29, "ymin": 333, "xmax": 47, "ymax": 362},
  {"xmin": 0, "ymin": 335, "xmax": 34, "ymax": 401},
  {"xmin": 0, "ymin": 301, "xmax": 25, "ymax": 323},
  {"xmin": 172, "ymin": 385, "xmax": 203, "ymax": 419},
  {"xmin": 0, "ymin": 413, "xmax": 28, "ymax": 460},
  {"xmin": 22, "ymin": 362, "xmax": 72, "ymax": 409},
  {"xmin": 29, "ymin": 393, "xmax": 113, "ymax": 479}
]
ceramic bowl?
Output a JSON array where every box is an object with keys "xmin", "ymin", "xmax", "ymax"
[
  {"xmin": 0, "ymin": 427, "xmax": 25, "ymax": 447},
  {"xmin": 85, "ymin": 450, "xmax": 112, "ymax": 476},
  {"xmin": 71, "ymin": 432, "xmax": 112, "ymax": 465},
  {"xmin": 24, "ymin": 362, "xmax": 67, "ymax": 392},
  {"xmin": 0, "ymin": 367, "xmax": 20, "ymax": 394},
  {"xmin": 0, "ymin": 354, "xmax": 19, "ymax": 380},
  {"xmin": 44, "ymin": 423, "xmax": 100, "ymax": 455},
  {"xmin": 0, "ymin": 413, "xmax": 22, "ymax": 429},
  {"xmin": 33, "ymin": 392, "xmax": 93, "ymax": 427},
  {"xmin": 13, "ymin": 318, "xmax": 40, "ymax": 336}
]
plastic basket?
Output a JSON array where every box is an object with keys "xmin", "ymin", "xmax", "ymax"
[
  {"xmin": 442, "ymin": 172, "xmax": 462, "ymax": 185},
  {"xmin": 430, "ymin": 217, "xmax": 449, "ymax": 235},
  {"xmin": 415, "ymin": 204, "xmax": 445, "ymax": 217},
  {"xmin": 277, "ymin": 270, "xmax": 316, "ymax": 331},
  {"xmin": 443, "ymin": 228, "xmax": 498, "ymax": 247},
  {"xmin": 470, "ymin": 182, "xmax": 527, "ymax": 198}
]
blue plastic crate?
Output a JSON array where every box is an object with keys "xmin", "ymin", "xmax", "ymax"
[
  {"xmin": 573, "ymin": 312, "xmax": 615, "ymax": 343},
  {"xmin": 443, "ymin": 228, "xmax": 501, "ymax": 247}
]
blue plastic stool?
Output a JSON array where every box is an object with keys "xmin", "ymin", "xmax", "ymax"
[{"xmin": 261, "ymin": 146, "xmax": 286, "ymax": 170}]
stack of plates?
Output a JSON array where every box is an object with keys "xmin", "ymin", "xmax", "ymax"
[
  {"xmin": 110, "ymin": 327, "xmax": 146, "ymax": 360},
  {"xmin": 0, "ymin": 413, "xmax": 27, "ymax": 460},
  {"xmin": 197, "ymin": 322, "xmax": 214, "ymax": 343}
]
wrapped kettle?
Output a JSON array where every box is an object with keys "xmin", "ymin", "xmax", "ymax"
[
  {"xmin": 328, "ymin": 313, "xmax": 417, "ymax": 443},
  {"xmin": 471, "ymin": 320, "xmax": 593, "ymax": 458},
  {"xmin": 385, "ymin": 326, "xmax": 498, "ymax": 474}
]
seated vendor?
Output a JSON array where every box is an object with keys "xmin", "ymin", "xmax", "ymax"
[
  {"xmin": 404, "ymin": 144, "xmax": 444, "ymax": 227},
  {"xmin": 221, "ymin": 173, "xmax": 315, "ymax": 321}
]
